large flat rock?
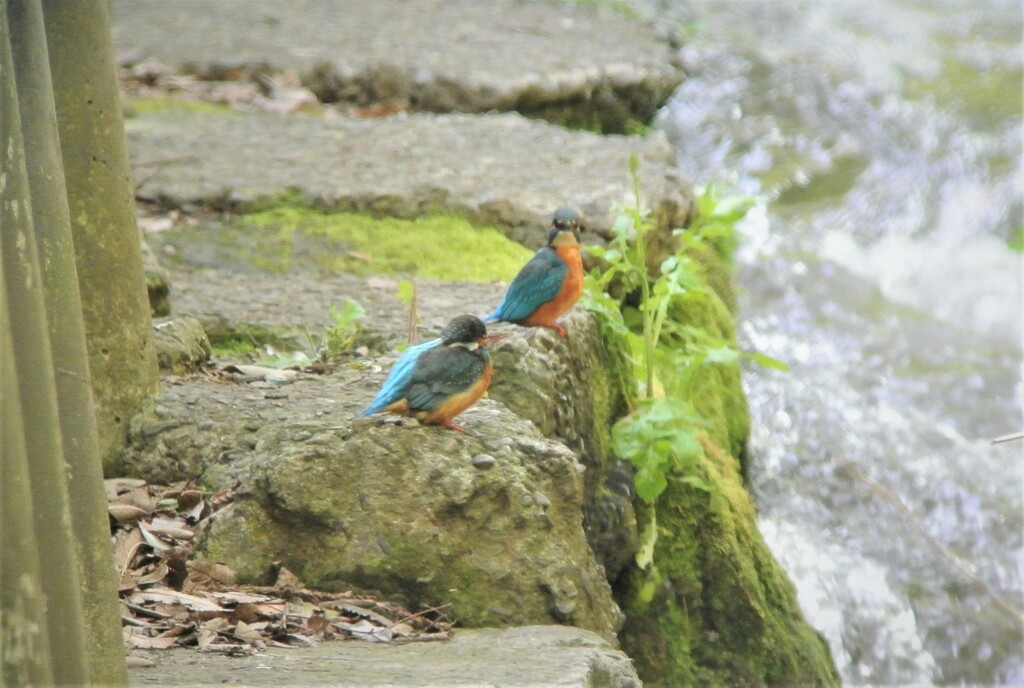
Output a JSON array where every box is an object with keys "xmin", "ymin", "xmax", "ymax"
[
  {"xmin": 129, "ymin": 626, "xmax": 641, "ymax": 687},
  {"xmin": 112, "ymin": 0, "xmax": 682, "ymax": 132},
  {"xmin": 126, "ymin": 110, "xmax": 693, "ymax": 248}
]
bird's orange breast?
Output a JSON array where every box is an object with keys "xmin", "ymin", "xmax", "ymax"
[
  {"xmin": 419, "ymin": 361, "xmax": 493, "ymax": 426},
  {"xmin": 522, "ymin": 245, "xmax": 583, "ymax": 328}
]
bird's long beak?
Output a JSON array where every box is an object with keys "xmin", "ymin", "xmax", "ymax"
[{"xmin": 480, "ymin": 334, "xmax": 506, "ymax": 346}]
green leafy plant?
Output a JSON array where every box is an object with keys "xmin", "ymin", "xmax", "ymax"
[
  {"xmin": 583, "ymin": 154, "xmax": 786, "ymax": 521},
  {"xmin": 323, "ymin": 297, "xmax": 366, "ymax": 355}
]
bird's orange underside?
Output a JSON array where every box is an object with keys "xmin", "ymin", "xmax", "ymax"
[
  {"xmin": 383, "ymin": 362, "xmax": 494, "ymax": 427},
  {"xmin": 522, "ymin": 244, "xmax": 584, "ymax": 329}
]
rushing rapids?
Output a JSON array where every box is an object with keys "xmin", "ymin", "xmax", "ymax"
[{"xmin": 650, "ymin": 0, "xmax": 1022, "ymax": 683}]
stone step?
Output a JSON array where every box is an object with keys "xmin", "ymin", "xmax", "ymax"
[
  {"xmin": 125, "ymin": 109, "xmax": 693, "ymax": 249},
  {"xmin": 128, "ymin": 626, "xmax": 641, "ymax": 687},
  {"xmin": 112, "ymin": 0, "xmax": 682, "ymax": 133}
]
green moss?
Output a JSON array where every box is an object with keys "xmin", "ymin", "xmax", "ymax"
[
  {"xmin": 123, "ymin": 97, "xmax": 234, "ymax": 118},
  {"xmin": 209, "ymin": 336, "xmax": 258, "ymax": 356},
  {"xmin": 237, "ymin": 208, "xmax": 533, "ymax": 282},
  {"xmin": 620, "ymin": 439, "xmax": 839, "ymax": 687},
  {"xmin": 570, "ymin": 0, "xmax": 643, "ymax": 20}
]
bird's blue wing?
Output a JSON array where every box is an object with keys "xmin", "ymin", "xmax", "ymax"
[
  {"xmin": 362, "ymin": 338, "xmax": 442, "ymax": 414},
  {"xmin": 487, "ymin": 248, "xmax": 566, "ymax": 323},
  {"xmin": 404, "ymin": 347, "xmax": 486, "ymax": 412}
]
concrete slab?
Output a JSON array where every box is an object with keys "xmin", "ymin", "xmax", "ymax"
[
  {"xmin": 126, "ymin": 110, "xmax": 693, "ymax": 248},
  {"xmin": 128, "ymin": 625, "xmax": 642, "ymax": 687},
  {"xmin": 112, "ymin": 0, "xmax": 682, "ymax": 132}
]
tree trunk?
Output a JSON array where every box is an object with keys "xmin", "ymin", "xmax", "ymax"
[
  {"xmin": 0, "ymin": 279, "xmax": 55, "ymax": 688},
  {"xmin": 0, "ymin": 5, "xmax": 90, "ymax": 683},
  {"xmin": 7, "ymin": 1, "xmax": 128, "ymax": 683},
  {"xmin": 42, "ymin": 0, "xmax": 159, "ymax": 472}
]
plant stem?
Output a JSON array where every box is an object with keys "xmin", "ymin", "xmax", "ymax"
[{"xmin": 630, "ymin": 156, "xmax": 655, "ymax": 399}]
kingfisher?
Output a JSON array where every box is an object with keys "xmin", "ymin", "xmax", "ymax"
[
  {"xmin": 484, "ymin": 207, "xmax": 584, "ymax": 337},
  {"xmin": 362, "ymin": 315, "xmax": 503, "ymax": 432}
]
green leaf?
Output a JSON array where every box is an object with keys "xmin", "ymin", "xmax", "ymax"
[
  {"xmin": 669, "ymin": 426, "xmax": 703, "ymax": 465},
  {"xmin": 744, "ymin": 351, "xmax": 790, "ymax": 371},
  {"xmin": 674, "ymin": 474, "xmax": 711, "ymax": 492},
  {"xmin": 634, "ymin": 466, "xmax": 668, "ymax": 503},
  {"xmin": 612, "ymin": 214, "xmax": 633, "ymax": 238},
  {"xmin": 396, "ymin": 279, "xmax": 415, "ymax": 305},
  {"xmin": 704, "ymin": 346, "xmax": 741, "ymax": 365}
]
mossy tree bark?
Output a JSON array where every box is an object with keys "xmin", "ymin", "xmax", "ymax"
[
  {"xmin": 0, "ymin": 6, "xmax": 91, "ymax": 683},
  {"xmin": 7, "ymin": 1, "xmax": 129, "ymax": 684},
  {"xmin": 0, "ymin": 278, "xmax": 55, "ymax": 688},
  {"xmin": 42, "ymin": 0, "xmax": 159, "ymax": 472}
]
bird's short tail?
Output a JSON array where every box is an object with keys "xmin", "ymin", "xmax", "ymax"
[{"xmin": 482, "ymin": 307, "xmax": 501, "ymax": 323}]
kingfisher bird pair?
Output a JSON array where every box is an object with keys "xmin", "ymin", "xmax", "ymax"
[{"xmin": 362, "ymin": 207, "xmax": 585, "ymax": 432}]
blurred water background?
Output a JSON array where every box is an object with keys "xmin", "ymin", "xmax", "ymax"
[{"xmin": 643, "ymin": 0, "xmax": 1023, "ymax": 684}]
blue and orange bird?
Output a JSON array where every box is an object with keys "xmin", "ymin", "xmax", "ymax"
[
  {"xmin": 362, "ymin": 315, "xmax": 503, "ymax": 432},
  {"xmin": 484, "ymin": 207, "xmax": 584, "ymax": 337}
]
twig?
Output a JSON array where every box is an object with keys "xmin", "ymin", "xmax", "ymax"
[
  {"xmin": 119, "ymin": 539, "xmax": 148, "ymax": 580},
  {"xmin": 133, "ymin": 154, "xmax": 199, "ymax": 168},
  {"xmin": 837, "ymin": 458, "xmax": 1024, "ymax": 626},
  {"xmin": 385, "ymin": 602, "xmax": 452, "ymax": 631},
  {"xmin": 407, "ymin": 279, "xmax": 418, "ymax": 346},
  {"xmin": 132, "ymin": 154, "xmax": 198, "ymax": 192},
  {"xmin": 992, "ymin": 431, "xmax": 1024, "ymax": 444}
]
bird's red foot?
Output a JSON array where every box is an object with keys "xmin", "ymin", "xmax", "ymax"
[
  {"xmin": 444, "ymin": 422, "xmax": 466, "ymax": 433},
  {"xmin": 536, "ymin": 323, "xmax": 566, "ymax": 337}
]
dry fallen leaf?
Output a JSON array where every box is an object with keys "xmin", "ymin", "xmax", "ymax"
[
  {"xmin": 108, "ymin": 503, "xmax": 149, "ymax": 524},
  {"xmin": 184, "ymin": 561, "xmax": 237, "ymax": 593},
  {"xmin": 130, "ymin": 587, "xmax": 225, "ymax": 612}
]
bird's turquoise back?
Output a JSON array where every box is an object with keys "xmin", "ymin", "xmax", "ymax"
[
  {"xmin": 362, "ymin": 338, "xmax": 442, "ymax": 415},
  {"xmin": 486, "ymin": 247, "xmax": 567, "ymax": 323}
]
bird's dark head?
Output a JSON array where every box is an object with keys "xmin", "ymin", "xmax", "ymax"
[
  {"xmin": 547, "ymin": 207, "xmax": 582, "ymax": 247},
  {"xmin": 441, "ymin": 315, "xmax": 504, "ymax": 348}
]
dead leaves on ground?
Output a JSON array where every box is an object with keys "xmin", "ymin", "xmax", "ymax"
[{"xmin": 109, "ymin": 478, "xmax": 451, "ymax": 654}]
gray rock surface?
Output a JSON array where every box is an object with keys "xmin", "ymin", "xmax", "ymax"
[
  {"xmin": 125, "ymin": 110, "xmax": 694, "ymax": 248},
  {"xmin": 129, "ymin": 625, "xmax": 642, "ymax": 687},
  {"xmin": 152, "ymin": 315, "xmax": 211, "ymax": 372},
  {"xmin": 124, "ymin": 359, "xmax": 624, "ymax": 639},
  {"xmin": 112, "ymin": 0, "xmax": 681, "ymax": 133},
  {"xmin": 488, "ymin": 311, "xmax": 639, "ymax": 582}
]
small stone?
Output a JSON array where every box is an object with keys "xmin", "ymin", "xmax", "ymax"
[
  {"xmin": 292, "ymin": 431, "xmax": 313, "ymax": 442},
  {"xmin": 495, "ymin": 437, "xmax": 515, "ymax": 446},
  {"xmin": 552, "ymin": 598, "xmax": 577, "ymax": 621},
  {"xmin": 537, "ymin": 512, "xmax": 554, "ymax": 529},
  {"xmin": 141, "ymin": 420, "xmax": 182, "ymax": 437},
  {"xmin": 534, "ymin": 491, "xmax": 551, "ymax": 508},
  {"xmin": 472, "ymin": 454, "xmax": 497, "ymax": 470},
  {"xmin": 197, "ymin": 420, "xmax": 215, "ymax": 431},
  {"xmin": 154, "ymin": 404, "xmax": 170, "ymax": 418}
]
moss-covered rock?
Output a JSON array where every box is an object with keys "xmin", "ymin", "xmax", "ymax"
[
  {"xmin": 488, "ymin": 310, "xmax": 639, "ymax": 582},
  {"xmin": 610, "ymin": 232, "xmax": 836, "ymax": 686},
  {"xmin": 151, "ymin": 316, "xmax": 210, "ymax": 373},
  {"xmin": 195, "ymin": 410, "xmax": 623, "ymax": 640},
  {"xmin": 619, "ymin": 438, "xmax": 839, "ymax": 687}
]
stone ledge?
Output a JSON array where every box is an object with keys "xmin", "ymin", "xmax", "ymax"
[
  {"xmin": 126, "ymin": 110, "xmax": 693, "ymax": 249},
  {"xmin": 112, "ymin": 0, "xmax": 682, "ymax": 133},
  {"xmin": 129, "ymin": 625, "xmax": 641, "ymax": 687}
]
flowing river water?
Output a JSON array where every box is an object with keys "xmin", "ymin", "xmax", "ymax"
[{"xmin": 645, "ymin": 0, "xmax": 1022, "ymax": 684}]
